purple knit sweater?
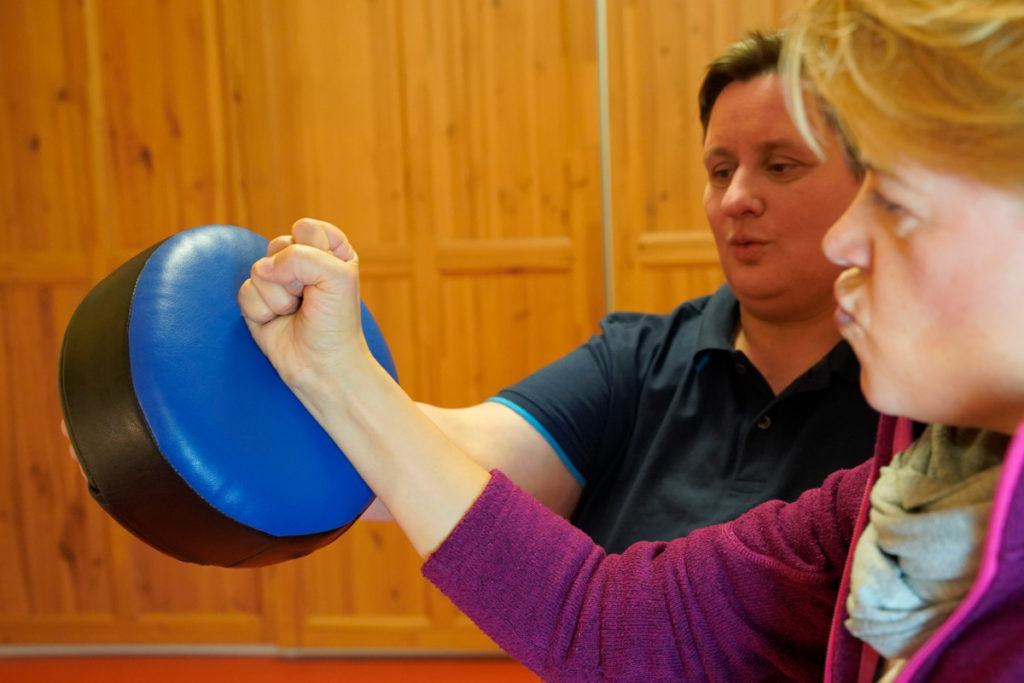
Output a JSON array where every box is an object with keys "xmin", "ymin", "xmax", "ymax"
[{"xmin": 422, "ymin": 417, "xmax": 1024, "ymax": 682}]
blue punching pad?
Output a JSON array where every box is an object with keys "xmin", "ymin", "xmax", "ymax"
[{"xmin": 58, "ymin": 225, "xmax": 397, "ymax": 567}]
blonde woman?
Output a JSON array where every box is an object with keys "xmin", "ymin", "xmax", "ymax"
[{"xmin": 239, "ymin": 0, "xmax": 1024, "ymax": 679}]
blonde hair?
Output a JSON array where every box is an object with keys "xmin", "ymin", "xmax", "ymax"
[{"xmin": 781, "ymin": 0, "xmax": 1024, "ymax": 191}]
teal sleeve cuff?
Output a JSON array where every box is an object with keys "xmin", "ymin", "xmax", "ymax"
[{"xmin": 486, "ymin": 396, "xmax": 586, "ymax": 487}]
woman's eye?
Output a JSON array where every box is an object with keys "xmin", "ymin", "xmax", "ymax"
[
  {"xmin": 869, "ymin": 189, "xmax": 919, "ymax": 236},
  {"xmin": 870, "ymin": 189, "xmax": 904, "ymax": 215},
  {"xmin": 766, "ymin": 160, "xmax": 800, "ymax": 177},
  {"xmin": 708, "ymin": 167, "xmax": 734, "ymax": 185}
]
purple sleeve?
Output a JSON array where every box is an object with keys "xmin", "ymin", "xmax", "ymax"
[{"xmin": 422, "ymin": 463, "xmax": 871, "ymax": 682}]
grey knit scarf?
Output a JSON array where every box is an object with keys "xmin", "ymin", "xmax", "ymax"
[{"xmin": 845, "ymin": 425, "xmax": 1008, "ymax": 672}]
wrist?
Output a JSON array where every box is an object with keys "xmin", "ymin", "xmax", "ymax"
[{"xmin": 291, "ymin": 347, "xmax": 385, "ymax": 425}]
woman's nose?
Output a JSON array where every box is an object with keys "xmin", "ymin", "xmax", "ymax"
[
  {"xmin": 720, "ymin": 169, "xmax": 766, "ymax": 217},
  {"xmin": 823, "ymin": 184, "xmax": 872, "ymax": 268}
]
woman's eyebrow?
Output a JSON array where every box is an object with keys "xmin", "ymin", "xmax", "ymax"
[
  {"xmin": 757, "ymin": 139, "xmax": 811, "ymax": 156},
  {"xmin": 702, "ymin": 146, "xmax": 735, "ymax": 163}
]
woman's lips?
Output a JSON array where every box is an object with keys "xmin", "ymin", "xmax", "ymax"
[
  {"xmin": 728, "ymin": 237, "xmax": 767, "ymax": 263},
  {"xmin": 834, "ymin": 267, "xmax": 866, "ymax": 328},
  {"xmin": 835, "ymin": 305, "xmax": 855, "ymax": 327}
]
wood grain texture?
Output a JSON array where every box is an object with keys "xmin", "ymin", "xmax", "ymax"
[
  {"xmin": 606, "ymin": 0, "xmax": 802, "ymax": 310},
  {"xmin": 2, "ymin": 0, "xmax": 797, "ymax": 650}
]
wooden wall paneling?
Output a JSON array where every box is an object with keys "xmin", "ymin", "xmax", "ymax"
[
  {"xmin": 394, "ymin": 0, "xmax": 506, "ymax": 630},
  {"xmin": 0, "ymin": 0, "xmax": 95, "ymax": 259},
  {"xmin": 296, "ymin": 521, "xmax": 444, "ymax": 650},
  {"xmin": 0, "ymin": 280, "xmax": 132, "ymax": 643},
  {"xmin": 77, "ymin": 0, "xmax": 270, "ymax": 644},
  {"xmin": 218, "ymin": 0, "xmax": 410, "ymax": 244},
  {"xmin": 0, "ymin": 290, "xmax": 22, "ymax": 619},
  {"xmin": 403, "ymin": 0, "xmax": 603, "ymax": 409},
  {"xmin": 434, "ymin": 270, "xmax": 587, "ymax": 407},
  {"xmin": 606, "ymin": 0, "xmax": 802, "ymax": 312},
  {"xmin": 263, "ymin": 0, "xmax": 602, "ymax": 652},
  {"xmin": 216, "ymin": 0, "xmax": 478, "ymax": 651},
  {"xmin": 6, "ymin": 289, "xmax": 76, "ymax": 616},
  {"xmin": 285, "ymin": 0, "xmax": 602, "ymax": 652},
  {"xmin": 0, "ymin": 0, "xmax": 94, "ymax": 294},
  {"xmin": 421, "ymin": 0, "xmax": 606, "ymax": 640},
  {"xmin": 0, "ymin": 0, "xmax": 120, "ymax": 644},
  {"xmin": 89, "ymin": 0, "xmax": 235, "ymax": 255}
]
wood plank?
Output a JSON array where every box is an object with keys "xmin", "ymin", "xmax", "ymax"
[
  {"xmin": 89, "ymin": 0, "xmax": 233, "ymax": 250},
  {"xmin": 0, "ymin": 0, "xmax": 96, "ymax": 253},
  {"xmin": 634, "ymin": 230, "xmax": 720, "ymax": 267},
  {"xmin": 437, "ymin": 238, "xmax": 575, "ymax": 273},
  {"xmin": 218, "ymin": 0, "xmax": 410, "ymax": 245},
  {"xmin": 5, "ymin": 284, "xmax": 116, "ymax": 617},
  {"xmin": 0, "ymin": 286, "xmax": 30, "ymax": 617},
  {"xmin": 0, "ymin": 253, "xmax": 91, "ymax": 284}
]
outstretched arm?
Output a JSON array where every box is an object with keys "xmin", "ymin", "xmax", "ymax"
[
  {"xmin": 238, "ymin": 218, "xmax": 860, "ymax": 680},
  {"xmin": 238, "ymin": 217, "xmax": 489, "ymax": 557}
]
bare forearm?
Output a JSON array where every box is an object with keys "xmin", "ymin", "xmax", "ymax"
[
  {"xmin": 294, "ymin": 353, "xmax": 490, "ymax": 558},
  {"xmin": 416, "ymin": 402, "xmax": 582, "ymax": 517}
]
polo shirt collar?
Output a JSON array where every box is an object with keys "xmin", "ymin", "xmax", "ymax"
[
  {"xmin": 694, "ymin": 283, "xmax": 862, "ymax": 386},
  {"xmin": 695, "ymin": 284, "xmax": 740, "ymax": 353}
]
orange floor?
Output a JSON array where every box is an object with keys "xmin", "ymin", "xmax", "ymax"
[{"xmin": 0, "ymin": 655, "xmax": 541, "ymax": 682}]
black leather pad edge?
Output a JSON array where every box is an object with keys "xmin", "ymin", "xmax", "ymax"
[{"xmin": 58, "ymin": 240, "xmax": 352, "ymax": 567}]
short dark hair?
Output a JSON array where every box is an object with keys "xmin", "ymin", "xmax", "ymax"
[
  {"xmin": 698, "ymin": 30, "xmax": 864, "ymax": 179},
  {"xmin": 698, "ymin": 31, "xmax": 783, "ymax": 137}
]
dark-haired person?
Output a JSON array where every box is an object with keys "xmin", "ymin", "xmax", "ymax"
[{"xmin": 399, "ymin": 31, "xmax": 877, "ymax": 551}]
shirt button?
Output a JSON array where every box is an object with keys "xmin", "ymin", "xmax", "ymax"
[
  {"xmin": 756, "ymin": 416, "xmax": 772, "ymax": 430},
  {"xmin": 734, "ymin": 362, "xmax": 747, "ymax": 374}
]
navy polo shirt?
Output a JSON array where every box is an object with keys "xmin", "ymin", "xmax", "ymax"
[{"xmin": 492, "ymin": 284, "xmax": 879, "ymax": 553}]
